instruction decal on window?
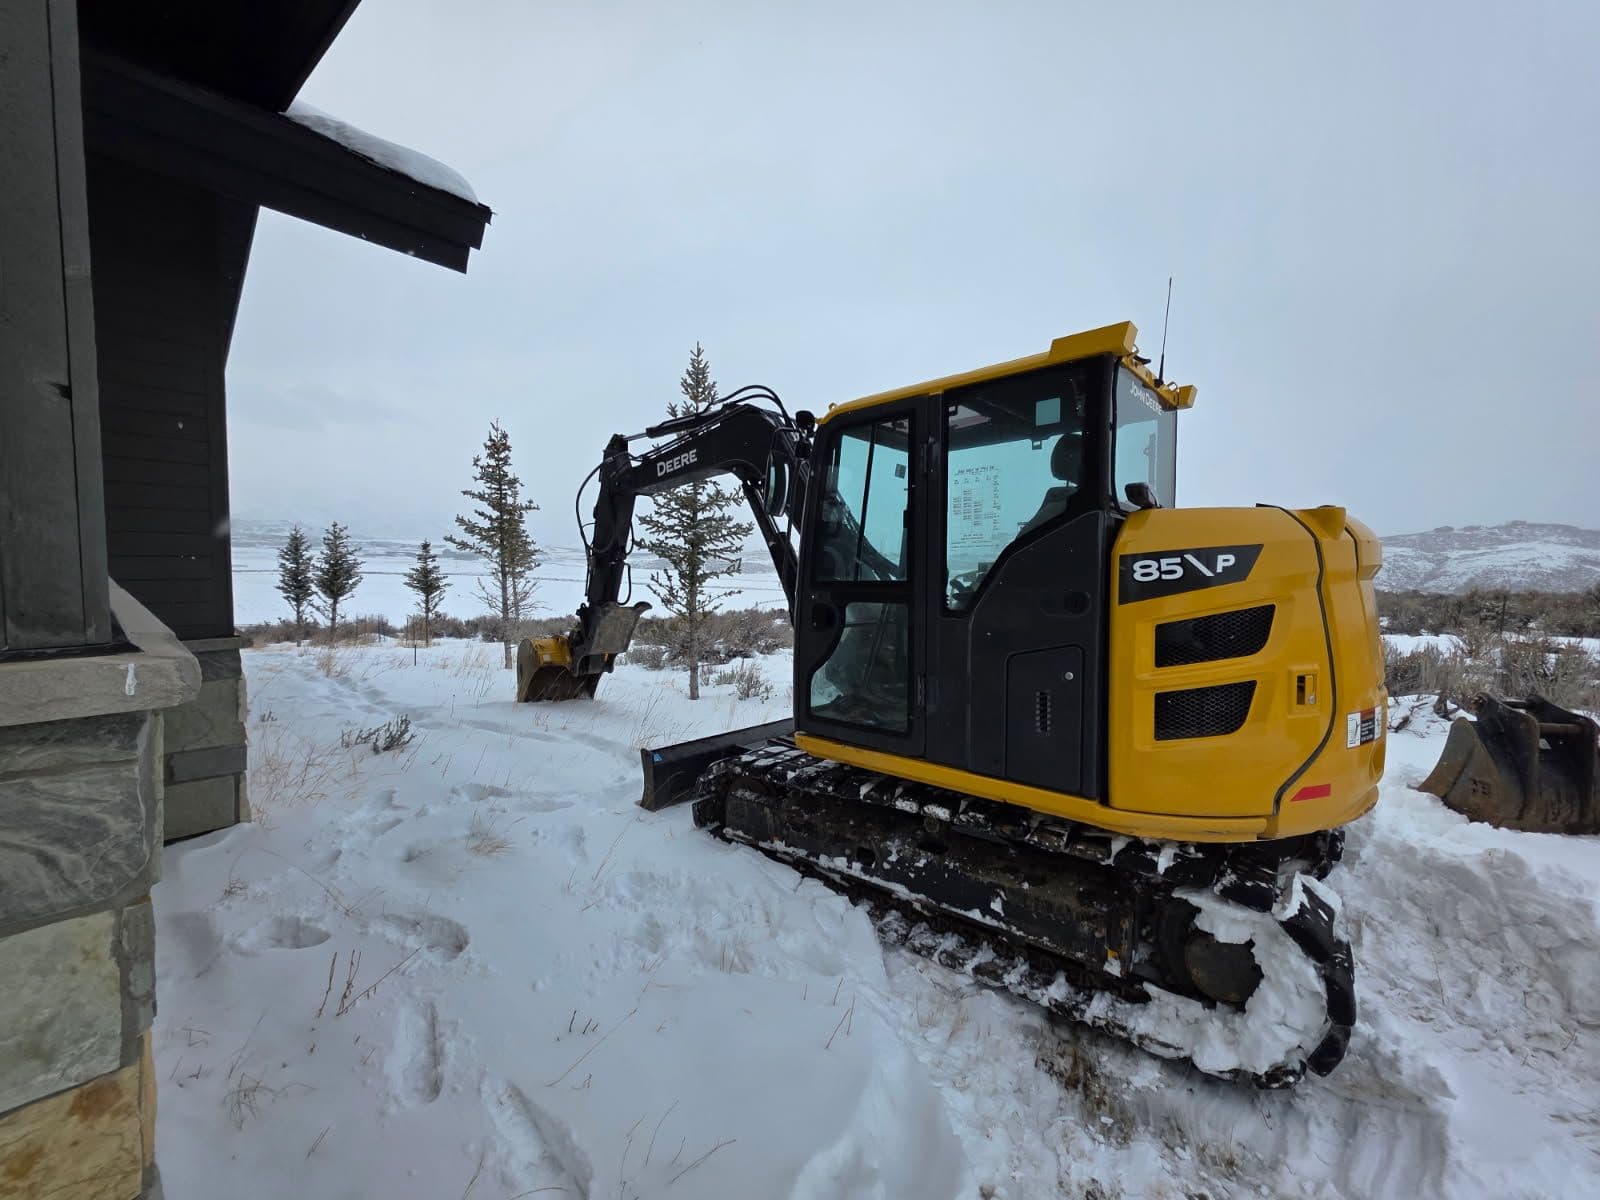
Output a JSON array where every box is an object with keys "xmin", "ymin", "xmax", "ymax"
[{"xmin": 948, "ymin": 463, "xmax": 1004, "ymax": 576}]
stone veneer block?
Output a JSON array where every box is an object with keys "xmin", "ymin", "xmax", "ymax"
[
  {"xmin": 161, "ymin": 776, "xmax": 238, "ymax": 841},
  {"xmin": 0, "ymin": 913, "xmax": 122, "ymax": 1113},
  {"xmin": 0, "ymin": 715, "xmax": 159, "ymax": 934},
  {"xmin": 159, "ymin": 678, "xmax": 244, "ymax": 753},
  {"xmin": 116, "ymin": 902, "xmax": 156, "ymax": 1066},
  {"xmin": 0, "ymin": 1035, "xmax": 151, "ymax": 1200}
]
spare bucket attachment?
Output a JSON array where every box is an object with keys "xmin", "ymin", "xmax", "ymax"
[
  {"xmin": 1417, "ymin": 693, "xmax": 1599, "ymax": 834},
  {"xmin": 638, "ymin": 719, "xmax": 794, "ymax": 811}
]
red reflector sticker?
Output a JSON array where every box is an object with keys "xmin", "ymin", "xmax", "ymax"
[{"xmin": 1291, "ymin": 783, "xmax": 1332, "ymax": 803}]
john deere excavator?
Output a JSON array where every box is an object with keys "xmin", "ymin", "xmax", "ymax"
[{"xmin": 518, "ymin": 323, "xmax": 1387, "ymax": 1085}]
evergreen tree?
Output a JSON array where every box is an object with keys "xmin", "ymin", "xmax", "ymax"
[
  {"xmin": 313, "ymin": 522, "xmax": 364, "ymax": 642},
  {"xmin": 446, "ymin": 421, "xmax": 540, "ymax": 669},
  {"xmin": 403, "ymin": 539, "xmax": 450, "ymax": 646},
  {"xmin": 637, "ymin": 343, "xmax": 754, "ymax": 699},
  {"xmin": 276, "ymin": 524, "xmax": 315, "ymax": 644}
]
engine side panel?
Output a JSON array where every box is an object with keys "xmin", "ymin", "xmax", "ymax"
[{"xmin": 1108, "ymin": 506, "xmax": 1383, "ymax": 834}]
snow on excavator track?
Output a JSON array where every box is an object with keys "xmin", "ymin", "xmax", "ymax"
[{"xmin": 687, "ymin": 740, "xmax": 1355, "ymax": 1087}]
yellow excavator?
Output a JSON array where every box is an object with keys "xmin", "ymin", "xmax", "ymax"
[{"xmin": 518, "ymin": 323, "xmax": 1386, "ymax": 1085}]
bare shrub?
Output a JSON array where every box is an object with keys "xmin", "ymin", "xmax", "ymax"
[
  {"xmin": 238, "ymin": 617, "xmax": 323, "ymax": 647},
  {"xmin": 339, "ymin": 715, "xmax": 414, "ymax": 754},
  {"xmin": 625, "ymin": 643, "xmax": 668, "ymax": 670},
  {"xmin": 1384, "ymin": 643, "xmax": 1469, "ymax": 699},
  {"xmin": 721, "ymin": 608, "xmax": 792, "ymax": 657},
  {"xmin": 631, "ymin": 606, "xmax": 791, "ymax": 670},
  {"xmin": 1386, "ymin": 635, "xmax": 1599, "ymax": 711},
  {"xmin": 1378, "ymin": 587, "xmax": 1600, "ymax": 640},
  {"xmin": 713, "ymin": 660, "xmax": 774, "ymax": 701}
]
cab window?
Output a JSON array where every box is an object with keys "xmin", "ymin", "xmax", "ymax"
[
  {"xmin": 944, "ymin": 372, "xmax": 1090, "ymax": 610},
  {"xmin": 1113, "ymin": 368, "xmax": 1176, "ymax": 508}
]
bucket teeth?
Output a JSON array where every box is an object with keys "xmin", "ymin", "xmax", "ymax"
[{"xmin": 1418, "ymin": 694, "xmax": 1599, "ymax": 833}]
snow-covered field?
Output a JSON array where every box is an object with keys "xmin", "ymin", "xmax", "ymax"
[
  {"xmin": 229, "ymin": 521, "xmax": 788, "ymax": 626},
  {"xmin": 152, "ymin": 643, "xmax": 1600, "ymax": 1199}
]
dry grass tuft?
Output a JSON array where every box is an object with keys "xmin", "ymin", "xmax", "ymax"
[
  {"xmin": 315, "ymin": 644, "xmax": 351, "ymax": 679},
  {"xmin": 466, "ymin": 809, "xmax": 515, "ymax": 858},
  {"xmin": 249, "ymin": 724, "xmax": 344, "ymax": 814}
]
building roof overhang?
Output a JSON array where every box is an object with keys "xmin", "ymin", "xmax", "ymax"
[{"xmin": 81, "ymin": 50, "xmax": 491, "ymax": 272}]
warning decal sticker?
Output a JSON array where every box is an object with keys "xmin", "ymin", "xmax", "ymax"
[{"xmin": 1345, "ymin": 703, "xmax": 1383, "ymax": 749}]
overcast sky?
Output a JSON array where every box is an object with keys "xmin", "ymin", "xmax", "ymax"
[{"xmin": 225, "ymin": 0, "xmax": 1598, "ymax": 544}]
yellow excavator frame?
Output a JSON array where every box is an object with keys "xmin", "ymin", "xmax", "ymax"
[{"xmin": 794, "ymin": 323, "xmax": 1385, "ymax": 844}]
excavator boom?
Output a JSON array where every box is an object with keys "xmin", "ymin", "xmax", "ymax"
[{"xmin": 517, "ymin": 396, "xmax": 811, "ymax": 702}]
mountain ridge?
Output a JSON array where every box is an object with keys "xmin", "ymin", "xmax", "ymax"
[{"xmin": 1378, "ymin": 521, "xmax": 1600, "ymax": 593}]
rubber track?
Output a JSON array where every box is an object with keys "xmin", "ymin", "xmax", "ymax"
[{"xmin": 692, "ymin": 741, "xmax": 1355, "ymax": 1087}]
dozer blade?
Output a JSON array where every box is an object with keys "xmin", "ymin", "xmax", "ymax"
[
  {"xmin": 638, "ymin": 719, "xmax": 795, "ymax": 811},
  {"xmin": 1418, "ymin": 693, "xmax": 1599, "ymax": 833}
]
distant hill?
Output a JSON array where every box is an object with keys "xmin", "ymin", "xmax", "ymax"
[{"xmin": 1380, "ymin": 522, "xmax": 1600, "ymax": 593}]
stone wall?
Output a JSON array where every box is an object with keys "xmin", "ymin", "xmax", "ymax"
[
  {"xmin": 162, "ymin": 638, "xmax": 249, "ymax": 843},
  {"xmin": 0, "ymin": 585, "xmax": 198, "ymax": 1199}
]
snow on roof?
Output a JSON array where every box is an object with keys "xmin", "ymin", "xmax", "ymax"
[{"xmin": 285, "ymin": 101, "xmax": 480, "ymax": 204}]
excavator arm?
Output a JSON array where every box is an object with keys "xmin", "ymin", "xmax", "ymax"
[{"xmin": 518, "ymin": 398, "xmax": 813, "ymax": 702}]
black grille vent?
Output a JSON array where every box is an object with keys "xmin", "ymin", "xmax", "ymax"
[
  {"xmin": 1035, "ymin": 690, "xmax": 1052, "ymax": 735},
  {"xmin": 1155, "ymin": 605, "xmax": 1274, "ymax": 668},
  {"xmin": 1155, "ymin": 681, "xmax": 1256, "ymax": 741}
]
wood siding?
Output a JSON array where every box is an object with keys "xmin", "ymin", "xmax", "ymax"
[
  {"xmin": 86, "ymin": 156, "xmax": 253, "ymax": 640},
  {"xmin": 0, "ymin": 0, "xmax": 112, "ymax": 653}
]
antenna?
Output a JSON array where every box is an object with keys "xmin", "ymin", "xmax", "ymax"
[{"xmin": 1157, "ymin": 276, "xmax": 1173, "ymax": 384}]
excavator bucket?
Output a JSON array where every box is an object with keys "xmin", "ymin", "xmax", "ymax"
[
  {"xmin": 515, "ymin": 602, "xmax": 651, "ymax": 702},
  {"xmin": 516, "ymin": 636, "xmax": 597, "ymax": 702},
  {"xmin": 1417, "ymin": 694, "xmax": 1599, "ymax": 834}
]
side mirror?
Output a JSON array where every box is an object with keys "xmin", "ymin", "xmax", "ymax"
[{"xmin": 1125, "ymin": 482, "xmax": 1161, "ymax": 510}]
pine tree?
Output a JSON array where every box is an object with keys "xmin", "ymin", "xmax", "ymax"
[
  {"xmin": 637, "ymin": 343, "xmax": 754, "ymax": 699},
  {"xmin": 276, "ymin": 524, "xmax": 315, "ymax": 644},
  {"xmin": 446, "ymin": 421, "xmax": 540, "ymax": 669},
  {"xmin": 403, "ymin": 539, "xmax": 450, "ymax": 646},
  {"xmin": 313, "ymin": 522, "xmax": 364, "ymax": 642}
]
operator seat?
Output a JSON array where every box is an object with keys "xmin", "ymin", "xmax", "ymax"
[{"xmin": 1018, "ymin": 433, "xmax": 1083, "ymax": 537}]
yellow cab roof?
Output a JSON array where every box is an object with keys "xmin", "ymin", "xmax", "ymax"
[{"xmin": 818, "ymin": 321, "xmax": 1195, "ymax": 424}]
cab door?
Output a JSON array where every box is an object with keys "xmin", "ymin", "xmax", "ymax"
[
  {"xmin": 794, "ymin": 401, "xmax": 926, "ymax": 758},
  {"xmin": 924, "ymin": 360, "xmax": 1115, "ymax": 799}
]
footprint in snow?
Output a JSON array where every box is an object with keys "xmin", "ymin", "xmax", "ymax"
[
  {"xmin": 374, "ymin": 912, "xmax": 470, "ymax": 961},
  {"xmin": 481, "ymin": 1079, "xmax": 594, "ymax": 1200},
  {"xmin": 233, "ymin": 914, "xmax": 332, "ymax": 954},
  {"xmin": 450, "ymin": 780, "xmax": 572, "ymax": 814},
  {"xmin": 388, "ymin": 999, "xmax": 445, "ymax": 1106}
]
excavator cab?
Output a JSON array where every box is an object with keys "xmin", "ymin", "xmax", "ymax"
[{"xmin": 794, "ymin": 344, "xmax": 1154, "ymax": 796}]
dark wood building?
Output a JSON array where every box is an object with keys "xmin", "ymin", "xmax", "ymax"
[{"xmin": 0, "ymin": 3, "xmax": 490, "ymax": 1194}]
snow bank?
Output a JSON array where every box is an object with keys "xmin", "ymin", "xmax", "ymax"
[{"xmin": 152, "ymin": 648, "xmax": 1600, "ymax": 1198}]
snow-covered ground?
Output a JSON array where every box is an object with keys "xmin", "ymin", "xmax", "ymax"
[{"xmin": 152, "ymin": 643, "xmax": 1600, "ymax": 1199}]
